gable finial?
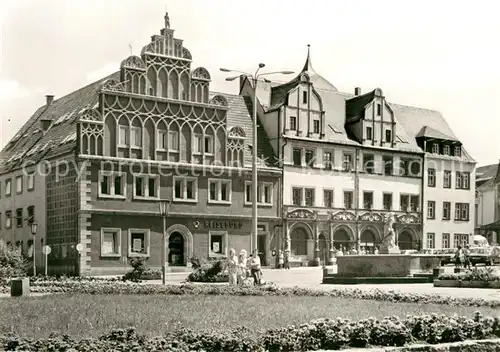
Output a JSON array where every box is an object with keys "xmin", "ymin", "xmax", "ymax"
[
  {"xmin": 302, "ymin": 44, "xmax": 312, "ymax": 72},
  {"xmin": 164, "ymin": 4, "xmax": 170, "ymax": 29},
  {"xmin": 128, "ymin": 42, "xmax": 133, "ymax": 56}
]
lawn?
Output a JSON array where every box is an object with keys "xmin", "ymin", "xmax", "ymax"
[{"xmin": 1, "ymin": 294, "xmax": 497, "ymax": 338}]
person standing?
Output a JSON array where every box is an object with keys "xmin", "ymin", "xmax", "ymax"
[
  {"xmin": 249, "ymin": 249, "xmax": 262, "ymax": 285},
  {"xmin": 278, "ymin": 250, "xmax": 284, "ymax": 269},
  {"xmin": 227, "ymin": 248, "xmax": 238, "ymax": 285},
  {"xmin": 284, "ymin": 249, "xmax": 290, "ymax": 270},
  {"xmin": 463, "ymin": 244, "xmax": 471, "ymax": 269},
  {"xmin": 237, "ymin": 250, "xmax": 248, "ymax": 285}
]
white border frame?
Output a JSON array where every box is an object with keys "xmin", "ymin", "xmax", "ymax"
[
  {"xmin": 172, "ymin": 176, "xmax": 198, "ymax": 203},
  {"xmin": 128, "ymin": 228, "xmax": 151, "ymax": 257},
  {"xmin": 204, "ymin": 134, "xmax": 214, "ymax": 156},
  {"xmin": 15, "ymin": 175, "xmax": 23, "ymax": 194},
  {"xmin": 208, "ymin": 230, "xmax": 228, "ymax": 257},
  {"xmin": 5, "ymin": 178, "xmax": 12, "ymax": 197},
  {"xmin": 322, "ymin": 188, "xmax": 334, "ymax": 208},
  {"xmin": 132, "ymin": 173, "xmax": 160, "ymax": 201},
  {"xmin": 27, "ymin": 172, "xmax": 35, "ymax": 191},
  {"xmin": 98, "ymin": 171, "xmax": 127, "ymax": 199},
  {"xmin": 168, "ymin": 130, "xmax": 179, "ymax": 152},
  {"xmin": 244, "ymin": 181, "xmax": 274, "ymax": 207},
  {"xmin": 100, "ymin": 227, "xmax": 122, "ymax": 258},
  {"xmin": 207, "ymin": 178, "xmax": 232, "ymax": 204}
]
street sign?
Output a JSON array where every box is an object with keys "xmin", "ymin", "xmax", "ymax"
[
  {"xmin": 75, "ymin": 243, "xmax": 83, "ymax": 252},
  {"xmin": 42, "ymin": 245, "xmax": 51, "ymax": 255}
]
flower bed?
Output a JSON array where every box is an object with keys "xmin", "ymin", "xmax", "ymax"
[
  {"xmin": 2, "ymin": 312, "xmax": 500, "ymax": 351},
  {"xmin": 2, "ymin": 280, "xmax": 500, "ymax": 308},
  {"xmin": 435, "ymin": 267, "xmax": 500, "ymax": 288}
]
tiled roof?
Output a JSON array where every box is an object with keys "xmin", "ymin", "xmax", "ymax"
[
  {"xmin": 345, "ymin": 90, "xmax": 376, "ymax": 122},
  {"xmin": 0, "ymin": 73, "xmax": 118, "ymax": 174},
  {"xmin": 476, "ymin": 163, "xmax": 498, "ymax": 180},
  {"xmin": 415, "ymin": 126, "xmax": 457, "ymax": 141}
]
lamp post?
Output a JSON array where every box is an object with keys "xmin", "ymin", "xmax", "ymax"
[
  {"xmin": 220, "ymin": 65, "xmax": 294, "ymax": 253},
  {"xmin": 30, "ymin": 222, "xmax": 38, "ymax": 276},
  {"xmin": 159, "ymin": 200, "xmax": 170, "ymax": 285}
]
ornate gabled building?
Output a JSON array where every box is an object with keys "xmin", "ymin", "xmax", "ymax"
[
  {"xmin": 0, "ymin": 12, "xmax": 281, "ymax": 275},
  {"xmin": 475, "ymin": 162, "xmax": 500, "ymax": 244},
  {"xmin": 239, "ymin": 45, "xmax": 475, "ymax": 265}
]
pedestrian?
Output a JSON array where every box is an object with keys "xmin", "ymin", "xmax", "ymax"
[
  {"xmin": 227, "ymin": 248, "xmax": 238, "ymax": 285},
  {"xmin": 278, "ymin": 250, "xmax": 284, "ymax": 269},
  {"xmin": 454, "ymin": 245, "xmax": 464, "ymax": 268},
  {"xmin": 237, "ymin": 250, "xmax": 248, "ymax": 285},
  {"xmin": 284, "ymin": 249, "xmax": 290, "ymax": 269},
  {"xmin": 463, "ymin": 244, "xmax": 471, "ymax": 269},
  {"xmin": 249, "ymin": 249, "xmax": 262, "ymax": 285}
]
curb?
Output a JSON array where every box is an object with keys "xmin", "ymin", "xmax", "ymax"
[{"xmin": 313, "ymin": 338, "xmax": 500, "ymax": 351}]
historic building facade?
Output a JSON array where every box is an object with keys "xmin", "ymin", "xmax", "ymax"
[
  {"xmin": 0, "ymin": 13, "xmax": 281, "ymax": 275},
  {"xmin": 475, "ymin": 162, "xmax": 500, "ymax": 244}
]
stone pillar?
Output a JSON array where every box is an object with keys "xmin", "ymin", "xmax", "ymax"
[
  {"xmin": 307, "ymin": 239, "xmax": 316, "ymax": 264},
  {"xmin": 313, "ymin": 231, "xmax": 320, "ymax": 266},
  {"xmin": 328, "ymin": 222, "xmax": 335, "ymax": 265},
  {"xmin": 284, "ymin": 221, "xmax": 291, "ymax": 253}
]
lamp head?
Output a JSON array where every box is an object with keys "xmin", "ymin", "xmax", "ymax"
[
  {"xmin": 30, "ymin": 222, "xmax": 38, "ymax": 235},
  {"xmin": 219, "ymin": 68, "xmax": 231, "ymax": 72},
  {"xmin": 258, "ymin": 63, "xmax": 265, "ymax": 68}
]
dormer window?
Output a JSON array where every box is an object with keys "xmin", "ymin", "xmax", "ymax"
[
  {"xmin": 302, "ymin": 91, "xmax": 308, "ymax": 104},
  {"xmin": 385, "ymin": 129, "xmax": 392, "ymax": 143},
  {"xmin": 443, "ymin": 145, "xmax": 450, "ymax": 156},
  {"xmin": 432, "ymin": 143, "xmax": 439, "ymax": 154},
  {"xmin": 313, "ymin": 119, "xmax": 320, "ymax": 134},
  {"xmin": 366, "ymin": 126, "xmax": 373, "ymax": 140},
  {"xmin": 454, "ymin": 146, "xmax": 462, "ymax": 157},
  {"xmin": 377, "ymin": 103, "xmax": 382, "ymax": 116}
]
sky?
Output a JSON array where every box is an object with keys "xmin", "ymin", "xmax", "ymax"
[{"xmin": 1, "ymin": 0, "xmax": 499, "ymax": 166}]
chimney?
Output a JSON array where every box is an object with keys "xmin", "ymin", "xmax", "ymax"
[
  {"xmin": 40, "ymin": 119, "xmax": 51, "ymax": 132},
  {"xmin": 354, "ymin": 87, "xmax": 361, "ymax": 96},
  {"xmin": 45, "ymin": 95, "xmax": 54, "ymax": 105}
]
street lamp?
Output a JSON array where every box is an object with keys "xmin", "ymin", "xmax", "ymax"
[
  {"xmin": 30, "ymin": 222, "xmax": 38, "ymax": 276},
  {"xmin": 159, "ymin": 200, "xmax": 170, "ymax": 285},
  {"xmin": 220, "ymin": 65, "xmax": 294, "ymax": 253}
]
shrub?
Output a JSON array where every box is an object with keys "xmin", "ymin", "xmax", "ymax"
[
  {"xmin": 438, "ymin": 267, "xmax": 500, "ymax": 282},
  {"xmin": 2, "ymin": 313, "xmax": 500, "ymax": 351},
  {"xmin": 0, "ymin": 240, "xmax": 28, "ymax": 285},
  {"xmin": 122, "ymin": 257, "xmax": 148, "ymax": 282},
  {"xmin": 186, "ymin": 259, "xmax": 229, "ymax": 283}
]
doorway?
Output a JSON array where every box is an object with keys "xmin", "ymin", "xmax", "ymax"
[
  {"xmin": 257, "ymin": 234, "xmax": 267, "ymax": 265},
  {"xmin": 168, "ymin": 232, "xmax": 185, "ymax": 266}
]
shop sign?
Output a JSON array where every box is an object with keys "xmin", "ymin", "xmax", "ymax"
[{"xmin": 203, "ymin": 220, "xmax": 243, "ymax": 229}]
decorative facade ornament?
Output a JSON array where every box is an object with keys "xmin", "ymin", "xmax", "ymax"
[
  {"xmin": 358, "ymin": 212, "xmax": 383, "ymax": 222},
  {"xmin": 287, "ymin": 209, "xmax": 316, "ymax": 220},
  {"xmin": 228, "ymin": 126, "xmax": 246, "ymax": 139},
  {"xmin": 120, "ymin": 55, "xmax": 146, "ymax": 70},
  {"xmin": 79, "ymin": 108, "xmax": 102, "ymax": 122},
  {"xmin": 100, "ymin": 79, "xmax": 125, "ymax": 92},
  {"xmin": 396, "ymin": 213, "xmax": 419, "ymax": 224},
  {"xmin": 380, "ymin": 212, "xmax": 400, "ymax": 254},
  {"xmin": 210, "ymin": 94, "xmax": 228, "ymax": 107},
  {"xmin": 331, "ymin": 210, "xmax": 356, "ymax": 222},
  {"xmin": 192, "ymin": 67, "xmax": 211, "ymax": 80},
  {"xmin": 182, "ymin": 48, "xmax": 192, "ymax": 60}
]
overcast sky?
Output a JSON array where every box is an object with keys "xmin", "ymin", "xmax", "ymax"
[{"xmin": 1, "ymin": 0, "xmax": 499, "ymax": 166}]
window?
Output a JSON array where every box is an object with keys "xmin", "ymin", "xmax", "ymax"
[
  {"xmin": 302, "ymin": 91, "xmax": 308, "ymax": 104},
  {"xmin": 128, "ymin": 229, "xmax": 150, "ymax": 257},
  {"xmin": 100, "ymin": 228, "xmax": 121, "ymax": 257},
  {"xmin": 442, "ymin": 233, "xmax": 450, "ymax": 249},
  {"xmin": 305, "ymin": 149, "xmax": 315, "ymax": 167},
  {"xmin": 289, "ymin": 116, "xmax": 297, "ymax": 130},
  {"xmin": 427, "ymin": 201, "xmax": 435, "ymax": 219},
  {"xmin": 209, "ymin": 232, "xmax": 227, "ymax": 256},
  {"xmin": 173, "ymin": 176, "xmax": 197, "ymax": 202},
  {"xmin": 432, "ymin": 143, "xmax": 439, "ymax": 154},
  {"xmin": 27, "ymin": 173, "xmax": 35, "ymax": 191},
  {"xmin": 292, "ymin": 187, "xmax": 302, "ymax": 206},
  {"xmin": 130, "ymin": 126, "xmax": 142, "ymax": 147},
  {"xmin": 323, "ymin": 151, "xmax": 333, "ymax": 170},
  {"xmin": 157, "ymin": 129, "xmax": 167, "ymax": 150},
  {"xmin": 99, "ymin": 171, "xmax": 126, "ymax": 198},
  {"xmin": 454, "ymin": 234, "xmax": 469, "ymax": 248},
  {"xmin": 16, "ymin": 208, "xmax": 23, "ymax": 227},
  {"xmin": 376, "ymin": 103, "xmax": 382, "ymax": 116},
  {"xmin": 193, "ymin": 133, "xmax": 203, "ymax": 154},
  {"xmin": 443, "ymin": 202, "xmax": 451, "ymax": 220},
  {"xmin": 454, "ymin": 146, "xmax": 462, "ymax": 157},
  {"xmin": 27, "ymin": 206, "xmax": 34, "ymax": 224},
  {"xmin": 342, "ymin": 152, "xmax": 354, "ymax": 172},
  {"xmin": 385, "ymin": 129, "xmax": 392, "ymax": 143},
  {"xmin": 5, "ymin": 179, "xmax": 11, "ymax": 196},
  {"xmin": 293, "ymin": 148, "xmax": 302, "ymax": 166},
  {"xmin": 204, "ymin": 135, "xmax": 214, "ymax": 154},
  {"xmin": 323, "ymin": 189, "xmax": 333, "ymax": 208},
  {"xmin": 410, "ymin": 195, "xmax": 419, "ymax": 211},
  {"xmin": 427, "ymin": 168, "xmax": 436, "ymax": 187},
  {"xmin": 118, "ymin": 126, "xmax": 129, "ymax": 145},
  {"xmin": 304, "ymin": 188, "xmax": 315, "ymax": 206},
  {"xmin": 15, "ymin": 176, "xmax": 22, "ymax": 194},
  {"xmin": 383, "ymin": 193, "xmax": 392, "ymax": 210},
  {"xmin": 5, "ymin": 211, "xmax": 12, "ymax": 229},
  {"xmin": 343, "ymin": 191, "xmax": 354, "ymax": 209},
  {"xmin": 400, "ymin": 194, "xmax": 419, "ymax": 212},
  {"xmin": 443, "ymin": 145, "xmax": 450, "ymax": 155},
  {"xmin": 208, "ymin": 179, "xmax": 231, "ymax": 203},
  {"xmin": 363, "ymin": 153, "xmax": 375, "ymax": 174},
  {"xmin": 363, "ymin": 191, "xmax": 373, "ymax": 209},
  {"xmin": 426, "ymin": 233, "xmax": 435, "ymax": 249},
  {"xmin": 443, "ymin": 170, "xmax": 451, "ymax": 188},
  {"xmin": 455, "ymin": 203, "xmax": 469, "ymax": 221},
  {"xmin": 383, "ymin": 155, "xmax": 393, "ymax": 175},
  {"xmin": 245, "ymin": 182, "xmax": 273, "ymax": 205},
  {"xmin": 169, "ymin": 131, "xmax": 179, "ymax": 151},
  {"xmin": 313, "ymin": 119, "xmax": 320, "ymax": 134},
  {"xmin": 456, "ymin": 172, "xmax": 470, "ymax": 189},
  {"xmin": 366, "ymin": 126, "xmax": 373, "ymax": 140}
]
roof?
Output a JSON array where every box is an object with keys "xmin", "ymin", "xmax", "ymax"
[
  {"xmin": 415, "ymin": 126, "xmax": 457, "ymax": 141},
  {"xmin": 0, "ymin": 72, "xmax": 118, "ymax": 173},
  {"xmin": 345, "ymin": 90, "xmax": 377, "ymax": 122}
]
